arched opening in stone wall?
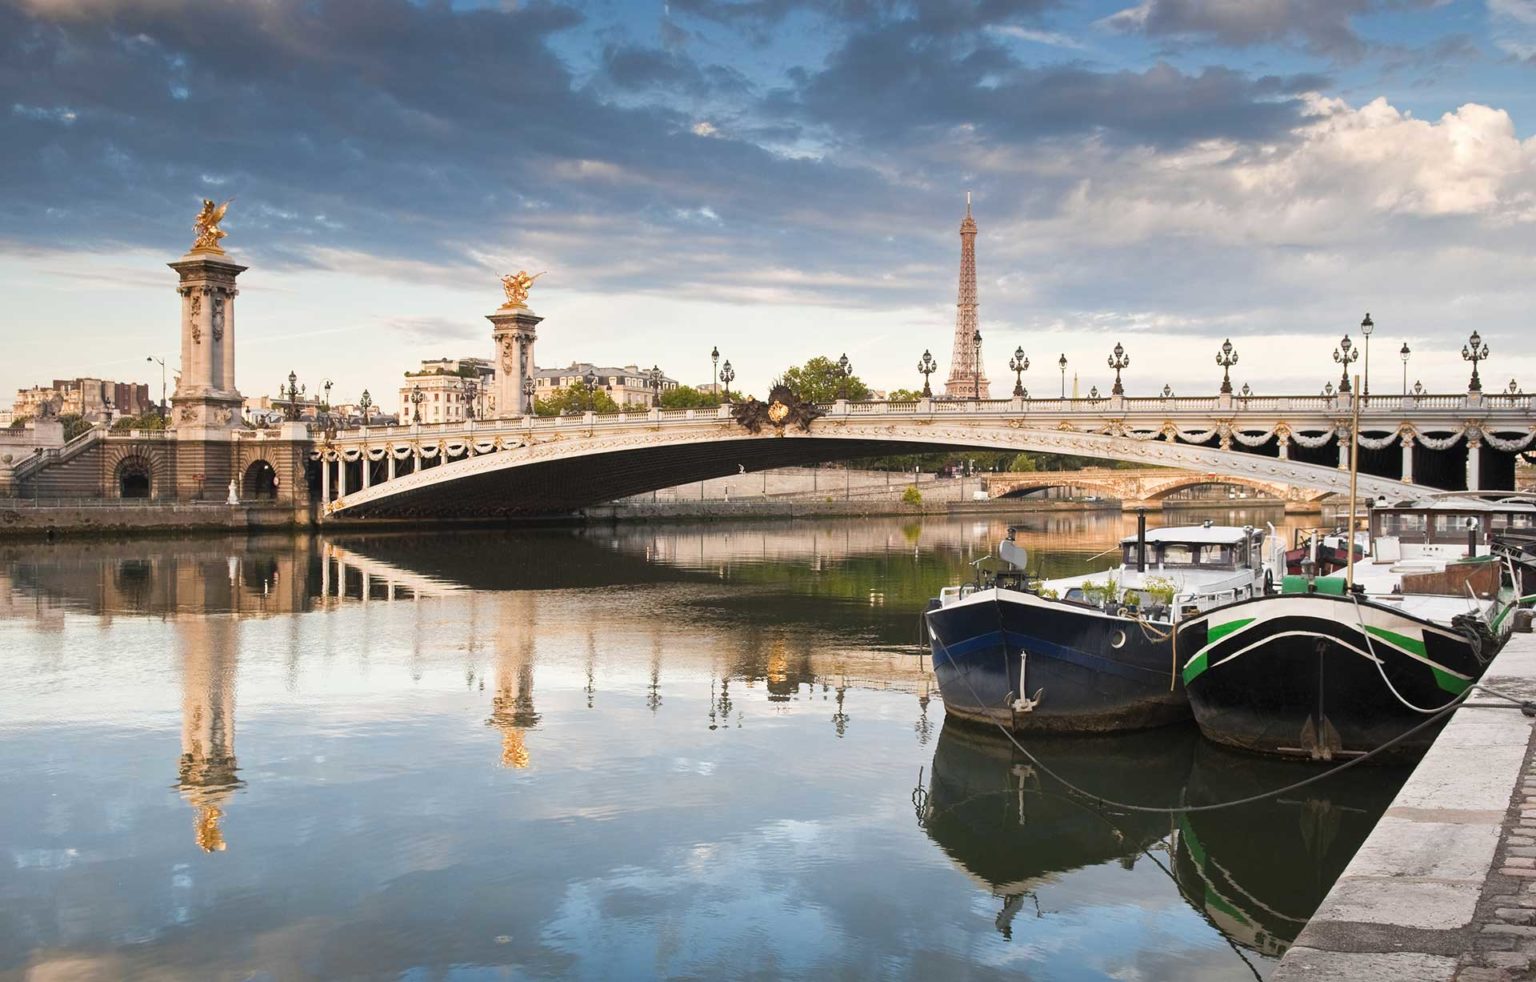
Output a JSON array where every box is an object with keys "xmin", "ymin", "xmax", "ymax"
[
  {"xmin": 243, "ymin": 459, "xmax": 279, "ymax": 500},
  {"xmin": 117, "ymin": 457, "xmax": 151, "ymax": 499}
]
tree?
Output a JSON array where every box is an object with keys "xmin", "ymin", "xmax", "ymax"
[
  {"xmin": 534, "ymin": 385, "xmax": 620, "ymax": 417},
  {"xmin": 110, "ymin": 412, "xmax": 168, "ymax": 433},
  {"xmin": 659, "ymin": 385, "xmax": 720, "ymax": 409},
  {"xmin": 780, "ymin": 356, "xmax": 871, "ymax": 403},
  {"xmin": 886, "ymin": 388, "xmax": 924, "ymax": 402},
  {"xmin": 57, "ymin": 414, "xmax": 94, "ymax": 440}
]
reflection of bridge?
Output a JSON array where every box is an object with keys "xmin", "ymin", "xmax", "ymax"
[
  {"xmin": 986, "ymin": 467, "xmax": 1304, "ymax": 508},
  {"xmin": 316, "ymin": 393, "xmax": 1535, "ymax": 518}
]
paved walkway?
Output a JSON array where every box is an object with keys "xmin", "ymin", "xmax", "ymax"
[{"xmin": 1275, "ymin": 632, "xmax": 1536, "ymax": 981}]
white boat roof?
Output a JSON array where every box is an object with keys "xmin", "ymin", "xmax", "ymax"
[
  {"xmin": 1376, "ymin": 492, "xmax": 1536, "ymax": 513},
  {"xmin": 1117, "ymin": 526, "xmax": 1254, "ymax": 546}
]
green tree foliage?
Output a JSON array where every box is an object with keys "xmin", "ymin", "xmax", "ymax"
[
  {"xmin": 110, "ymin": 412, "xmax": 168, "ymax": 433},
  {"xmin": 779, "ymin": 356, "xmax": 871, "ymax": 403},
  {"xmin": 885, "ymin": 388, "xmax": 924, "ymax": 402},
  {"xmin": 534, "ymin": 385, "xmax": 620, "ymax": 417},
  {"xmin": 8, "ymin": 416, "xmax": 29, "ymax": 430},
  {"xmin": 658, "ymin": 385, "xmax": 721, "ymax": 409},
  {"xmin": 57, "ymin": 414, "xmax": 95, "ymax": 440},
  {"xmin": 901, "ymin": 485, "xmax": 923, "ymax": 506}
]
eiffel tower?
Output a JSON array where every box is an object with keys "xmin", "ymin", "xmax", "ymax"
[{"xmin": 943, "ymin": 192, "xmax": 988, "ymax": 399}]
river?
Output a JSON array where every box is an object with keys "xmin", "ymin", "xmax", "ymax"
[{"xmin": 0, "ymin": 507, "xmax": 1405, "ymax": 980}]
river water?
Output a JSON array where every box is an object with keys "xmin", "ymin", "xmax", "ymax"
[{"xmin": 0, "ymin": 508, "xmax": 1406, "ymax": 980}]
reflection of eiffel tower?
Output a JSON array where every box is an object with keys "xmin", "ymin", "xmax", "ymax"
[
  {"xmin": 176, "ymin": 617, "xmax": 243, "ymax": 852},
  {"xmin": 488, "ymin": 595, "xmax": 539, "ymax": 768}
]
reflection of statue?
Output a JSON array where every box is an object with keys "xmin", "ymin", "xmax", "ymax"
[
  {"xmin": 191, "ymin": 199, "xmax": 230, "ymax": 254},
  {"xmin": 178, "ymin": 620, "xmax": 243, "ymax": 852},
  {"xmin": 499, "ymin": 270, "xmax": 545, "ymax": 309}
]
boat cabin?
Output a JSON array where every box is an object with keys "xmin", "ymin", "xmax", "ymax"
[
  {"xmin": 1118, "ymin": 526, "xmax": 1265, "ymax": 572},
  {"xmin": 1370, "ymin": 494, "xmax": 1536, "ymax": 564}
]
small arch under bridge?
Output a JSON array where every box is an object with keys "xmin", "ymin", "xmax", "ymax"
[
  {"xmin": 987, "ymin": 468, "xmax": 1321, "ymax": 508},
  {"xmin": 314, "ymin": 394, "xmax": 1535, "ymax": 519}
]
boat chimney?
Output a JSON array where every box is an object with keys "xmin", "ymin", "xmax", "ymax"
[
  {"xmin": 1467, "ymin": 517, "xmax": 1480, "ymax": 558},
  {"xmin": 1136, "ymin": 509, "xmax": 1147, "ymax": 573}
]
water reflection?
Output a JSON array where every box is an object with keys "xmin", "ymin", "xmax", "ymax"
[
  {"xmin": 917, "ymin": 723, "xmax": 1194, "ymax": 940},
  {"xmin": 0, "ymin": 509, "xmax": 1390, "ymax": 981},
  {"xmin": 176, "ymin": 616, "xmax": 242, "ymax": 852},
  {"xmin": 918, "ymin": 718, "xmax": 1406, "ymax": 964}
]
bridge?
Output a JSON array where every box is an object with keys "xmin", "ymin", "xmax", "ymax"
[
  {"xmin": 312, "ymin": 390, "xmax": 1536, "ymax": 519},
  {"xmin": 985, "ymin": 467, "xmax": 1308, "ymax": 507}
]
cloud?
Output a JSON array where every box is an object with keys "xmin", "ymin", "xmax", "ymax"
[
  {"xmin": 1098, "ymin": 0, "xmax": 1375, "ymax": 58},
  {"xmin": 1490, "ymin": 0, "xmax": 1536, "ymax": 60}
]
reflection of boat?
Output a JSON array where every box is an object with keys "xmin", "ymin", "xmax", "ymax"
[
  {"xmin": 926, "ymin": 522, "xmax": 1273, "ymax": 732},
  {"xmin": 1172, "ymin": 740, "xmax": 1406, "ymax": 958},
  {"xmin": 918, "ymin": 720, "xmax": 1195, "ymax": 938}
]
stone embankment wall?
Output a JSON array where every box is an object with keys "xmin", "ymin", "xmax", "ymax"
[
  {"xmin": 1275, "ymin": 632, "xmax": 1536, "ymax": 981},
  {"xmin": 0, "ymin": 502, "xmax": 307, "ymax": 538}
]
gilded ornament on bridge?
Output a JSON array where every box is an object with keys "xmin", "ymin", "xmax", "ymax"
[
  {"xmin": 732, "ymin": 384, "xmax": 824, "ymax": 435},
  {"xmin": 191, "ymin": 199, "xmax": 230, "ymax": 254},
  {"xmin": 499, "ymin": 270, "xmax": 545, "ymax": 309}
]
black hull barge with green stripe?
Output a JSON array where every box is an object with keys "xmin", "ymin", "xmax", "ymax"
[{"xmin": 1178, "ymin": 493, "xmax": 1530, "ymax": 761}]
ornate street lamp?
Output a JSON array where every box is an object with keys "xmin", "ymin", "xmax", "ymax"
[
  {"xmin": 1089, "ymin": 385, "xmax": 1101, "ymax": 401},
  {"xmin": 1359, "ymin": 313, "xmax": 1374, "ymax": 397},
  {"xmin": 1215, "ymin": 338, "xmax": 1238, "ymax": 394},
  {"xmin": 1400, "ymin": 341, "xmax": 1411, "ymax": 396},
  {"xmin": 146, "ymin": 355, "xmax": 166, "ymax": 419},
  {"xmin": 584, "ymin": 369, "xmax": 599, "ymax": 413},
  {"xmin": 322, "ymin": 378, "xmax": 333, "ymax": 412},
  {"xmin": 1509, "ymin": 378, "xmax": 1521, "ymax": 395},
  {"xmin": 837, "ymin": 352, "xmax": 852, "ymax": 401},
  {"xmin": 720, "ymin": 360, "xmax": 735, "ymax": 404},
  {"xmin": 1058, "ymin": 353, "xmax": 1068, "ymax": 399},
  {"xmin": 1239, "ymin": 382, "xmax": 1252, "ymax": 401},
  {"xmin": 408, "ymin": 383, "xmax": 424, "ymax": 423},
  {"xmin": 359, "ymin": 389, "xmax": 372, "ymax": 426},
  {"xmin": 1107, "ymin": 343, "xmax": 1129, "ymax": 396},
  {"xmin": 1412, "ymin": 380, "xmax": 1425, "ymax": 397},
  {"xmin": 1161, "ymin": 383, "xmax": 1174, "ymax": 400},
  {"xmin": 1009, "ymin": 346, "xmax": 1029, "ymax": 397},
  {"xmin": 1324, "ymin": 381, "xmax": 1336, "ymax": 398},
  {"xmin": 281, "ymin": 370, "xmax": 304, "ymax": 422},
  {"xmin": 1332, "ymin": 334, "xmax": 1358, "ymax": 393},
  {"xmin": 647, "ymin": 365, "xmax": 664, "ymax": 407},
  {"xmin": 917, "ymin": 349, "xmax": 937, "ymax": 397},
  {"xmin": 522, "ymin": 375, "xmax": 536, "ymax": 415},
  {"xmin": 972, "ymin": 329, "xmax": 983, "ymax": 401},
  {"xmin": 462, "ymin": 377, "xmax": 479, "ymax": 420},
  {"xmin": 1462, "ymin": 330, "xmax": 1489, "ymax": 392},
  {"xmin": 711, "ymin": 346, "xmax": 720, "ymax": 398}
]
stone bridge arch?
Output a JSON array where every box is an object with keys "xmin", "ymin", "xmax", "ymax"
[{"xmin": 316, "ymin": 416, "xmax": 1423, "ymax": 519}]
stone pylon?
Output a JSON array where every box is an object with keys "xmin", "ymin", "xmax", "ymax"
[
  {"xmin": 489, "ymin": 306, "xmax": 542, "ymax": 418},
  {"xmin": 943, "ymin": 192, "xmax": 989, "ymax": 399},
  {"xmin": 168, "ymin": 247, "xmax": 245, "ymax": 431}
]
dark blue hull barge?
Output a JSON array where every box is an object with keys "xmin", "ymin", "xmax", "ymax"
[{"xmin": 926, "ymin": 586, "xmax": 1190, "ymax": 733}]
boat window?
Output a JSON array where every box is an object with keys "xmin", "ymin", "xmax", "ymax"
[
  {"xmin": 1064, "ymin": 588, "xmax": 1086, "ymax": 602},
  {"xmin": 1432, "ymin": 514, "xmax": 1475, "ymax": 542},
  {"xmin": 1377, "ymin": 512, "xmax": 1427, "ymax": 538},
  {"xmin": 1490, "ymin": 513, "xmax": 1536, "ymax": 530},
  {"xmin": 1160, "ymin": 543, "xmax": 1194, "ymax": 565},
  {"xmin": 1197, "ymin": 544, "xmax": 1234, "ymax": 566}
]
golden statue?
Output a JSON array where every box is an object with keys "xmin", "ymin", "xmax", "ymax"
[
  {"xmin": 500, "ymin": 270, "xmax": 545, "ymax": 309},
  {"xmin": 191, "ymin": 199, "xmax": 230, "ymax": 254}
]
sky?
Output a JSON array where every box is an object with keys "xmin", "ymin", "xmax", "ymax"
[{"xmin": 2, "ymin": 0, "xmax": 1535, "ymax": 411}]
